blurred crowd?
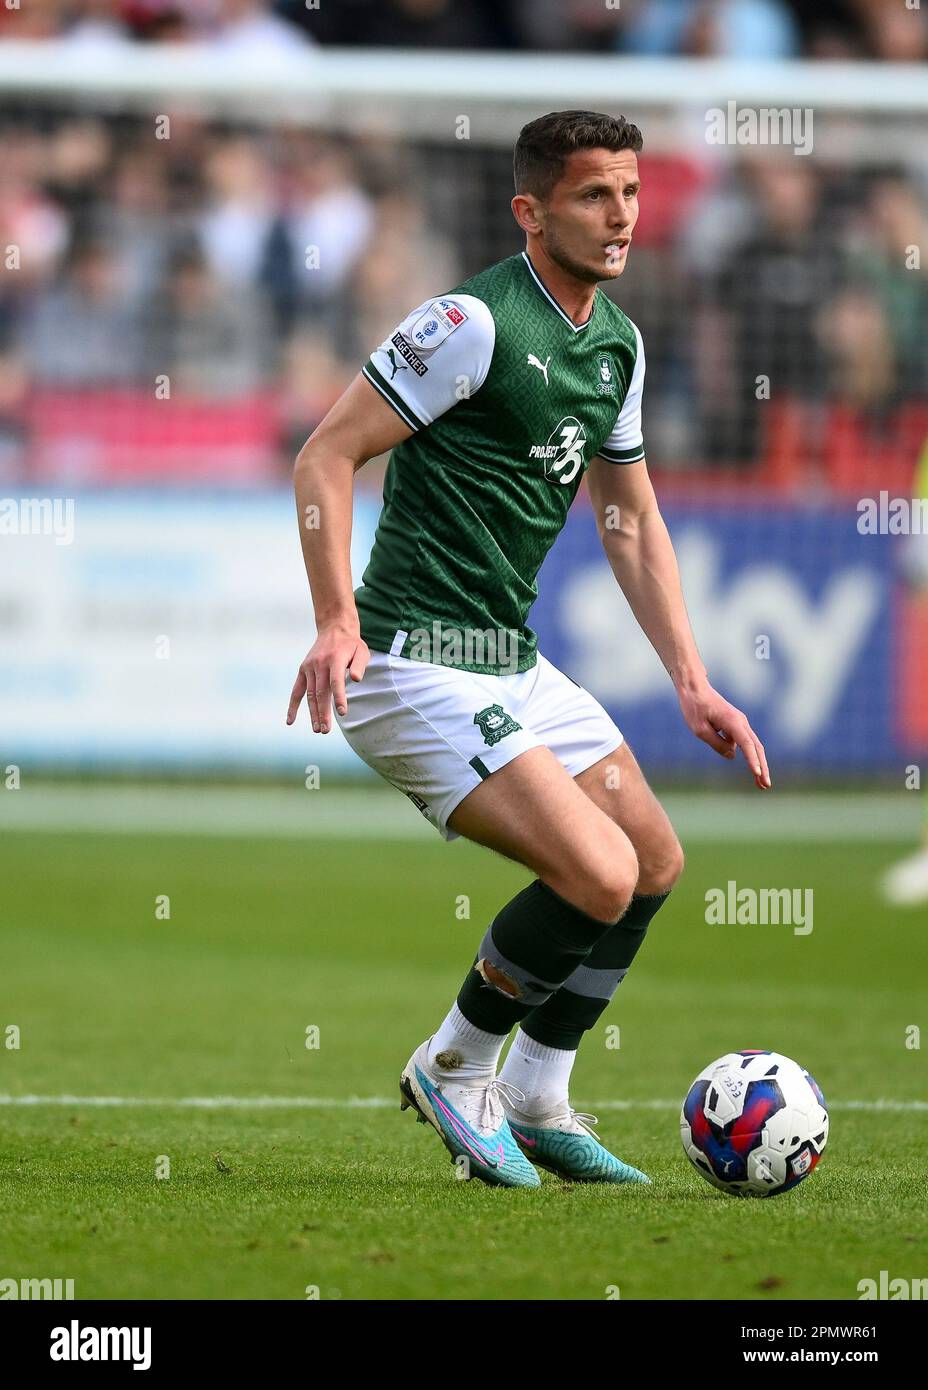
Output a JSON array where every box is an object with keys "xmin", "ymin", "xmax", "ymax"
[
  {"xmin": 1, "ymin": 105, "xmax": 927, "ymax": 482},
  {"xmin": 1, "ymin": 0, "xmax": 926, "ymax": 61},
  {"xmin": 0, "ymin": 114, "xmax": 465, "ymax": 476}
]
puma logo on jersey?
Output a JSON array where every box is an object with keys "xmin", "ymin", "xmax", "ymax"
[
  {"xmin": 386, "ymin": 347, "xmax": 407, "ymax": 380},
  {"xmin": 389, "ymin": 332, "xmax": 427, "ymax": 377},
  {"xmin": 527, "ymin": 353, "xmax": 551, "ymax": 386}
]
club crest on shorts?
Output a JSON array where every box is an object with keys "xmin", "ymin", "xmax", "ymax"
[{"xmin": 473, "ymin": 704, "xmax": 521, "ymax": 746}]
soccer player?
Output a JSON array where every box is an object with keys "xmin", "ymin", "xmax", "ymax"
[{"xmin": 287, "ymin": 110, "xmax": 770, "ymax": 1188}]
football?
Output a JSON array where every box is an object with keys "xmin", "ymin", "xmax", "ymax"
[{"xmin": 680, "ymin": 1050, "xmax": 829, "ymax": 1197}]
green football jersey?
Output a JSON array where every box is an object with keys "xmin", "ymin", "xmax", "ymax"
[{"xmin": 356, "ymin": 250, "xmax": 646, "ymax": 674}]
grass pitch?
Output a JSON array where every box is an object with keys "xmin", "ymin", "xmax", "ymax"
[{"xmin": 1, "ymin": 797, "xmax": 925, "ymax": 1300}]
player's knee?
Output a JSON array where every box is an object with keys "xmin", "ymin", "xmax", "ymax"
[
  {"xmin": 584, "ymin": 845, "xmax": 639, "ymax": 923},
  {"xmin": 637, "ymin": 836, "xmax": 685, "ymax": 896}
]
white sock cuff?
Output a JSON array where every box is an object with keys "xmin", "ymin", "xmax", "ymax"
[
  {"xmin": 512, "ymin": 1029, "xmax": 576, "ymax": 1064},
  {"xmin": 450, "ymin": 1001, "xmax": 506, "ymax": 1045}
]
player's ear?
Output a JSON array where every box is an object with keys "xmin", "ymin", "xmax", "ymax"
[{"xmin": 511, "ymin": 193, "xmax": 543, "ymax": 236}]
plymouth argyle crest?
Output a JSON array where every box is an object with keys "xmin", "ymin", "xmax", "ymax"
[{"xmin": 473, "ymin": 704, "xmax": 522, "ymax": 746}]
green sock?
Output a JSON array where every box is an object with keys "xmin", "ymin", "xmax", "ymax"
[
  {"xmin": 456, "ymin": 880, "xmax": 618, "ymax": 1036},
  {"xmin": 519, "ymin": 892, "xmax": 670, "ymax": 1050}
]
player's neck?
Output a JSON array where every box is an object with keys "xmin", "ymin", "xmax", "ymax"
[{"xmin": 524, "ymin": 243, "xmax": 596, "ymax": 327}]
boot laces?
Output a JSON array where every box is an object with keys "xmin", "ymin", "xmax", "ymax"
[
  {"xmin": 482, "ymin": 1079, "xmax": 526, "ymax": 1131},
  {"xmin": 568, "ymin": 1110, "xmax": 602, "ymax": 1140}
]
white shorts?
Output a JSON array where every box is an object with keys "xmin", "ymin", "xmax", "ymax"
[{"xmin": 335, "ymin": 648, "xmax": 624, "ymax": 840}]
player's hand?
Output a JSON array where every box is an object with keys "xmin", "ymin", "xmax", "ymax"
[
  {"xmin": 286, "ymin": 623, "xmax": 369, "ymax": 734},
  {"xmin": 678, "ymin": 681, "xmax": 771, "ymax": 789}
]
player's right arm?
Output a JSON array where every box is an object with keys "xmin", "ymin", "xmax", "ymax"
[
  {"xmin": 287, "ymin": 293, "xmax": 495, "ymax": 734},
  {"xmin": 286, "ymin": 373, "xmax": 413, "ymax": 734}
]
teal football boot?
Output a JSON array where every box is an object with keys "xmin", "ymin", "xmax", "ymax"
[{"xmin": 504, "ymin": 1103, "xmax": 651, "ymax": 1185}]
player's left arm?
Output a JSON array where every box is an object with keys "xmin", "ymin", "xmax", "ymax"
[{"xmin": 586, "ymin": 454, "xmax": 771, "ymax": 789}]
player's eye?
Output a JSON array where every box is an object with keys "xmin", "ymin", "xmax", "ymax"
[{"xmin": 585, "ymin": 188, "xmax": 604, "ymax": 200}]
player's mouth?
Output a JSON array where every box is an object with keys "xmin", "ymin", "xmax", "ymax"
[{"xmin": 604, "ymin": 239, "xmax": 630, "ymax": 257}]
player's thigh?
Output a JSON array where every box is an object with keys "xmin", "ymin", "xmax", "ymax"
[
  {"xmin": 574, "ymin": 741, "xmax": 684, "ymax": 894},
  {"xmin": 448, "ymin": 744, "xmax": 638, "ymax": 923}
]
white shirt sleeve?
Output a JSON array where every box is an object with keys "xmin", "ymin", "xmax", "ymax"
[
  {"xmin": 597, "ymin": 320, "xmax": 646, "ymax": 464},
  {"xmin": 361, "ymin": 293, "xmax": 495, "ymax": 432}
]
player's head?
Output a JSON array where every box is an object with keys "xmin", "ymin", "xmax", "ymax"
[{"xmin": 512, "ymin": 110, "xmax": 643, "ymax": 284}]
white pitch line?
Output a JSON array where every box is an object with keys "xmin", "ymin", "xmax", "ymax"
[
  {"xmin": 0, "ymin": 786, "xmax": 920, "ymax": 841},
  {"xmin": 0, "ymin": 1094, "xmax": 925, "ymax": 1113}
]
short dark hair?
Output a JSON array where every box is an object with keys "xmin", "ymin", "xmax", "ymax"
[{"xmin": 513, "ymin": 110, "xmax": 643, "ymax": 203}]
